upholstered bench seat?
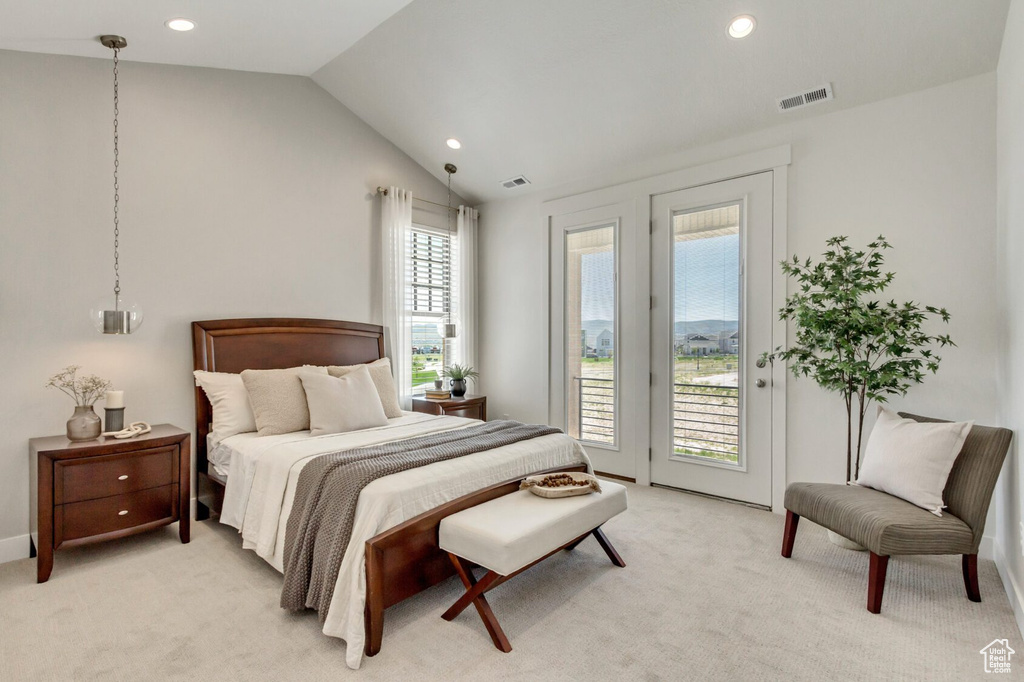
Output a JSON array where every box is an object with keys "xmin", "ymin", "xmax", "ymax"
[
  {"xmin": 438, "ymin": 480, "xmax": 627, "ymax": 652},
  {"xmin": 784, "ymin": 482, "xmax": 974, "ymax": 556},
  {"xmin": 440, "ymin": 482, "xmax": 628, "ymax": 576}
]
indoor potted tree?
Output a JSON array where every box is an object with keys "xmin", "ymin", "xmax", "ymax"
[{"xmin": 763, "ymin": 236, "xmax": 954, "ymax": 546}]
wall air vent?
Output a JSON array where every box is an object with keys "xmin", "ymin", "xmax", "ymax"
[
  {"xmin": 777, "ymin": 83, "xmax": 834, "ymax": 112},
  {"xmin": 501, "ymin": 175, "xmax": 531, "ymax": 189}
]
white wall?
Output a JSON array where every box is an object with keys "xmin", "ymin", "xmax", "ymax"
[
  {"xmin": 995, "ymin": 0, "xmax": 1024, "ymax": 630},
  {"xmin": 480, "ymin": 73, "xmax": 998, "ymax": 496},
  {"xmin": 0, "ymin": 50, "xmax": 462, "ymax": 561}
]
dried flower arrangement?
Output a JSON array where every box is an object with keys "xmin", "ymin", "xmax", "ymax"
[{"xmin": 46, "ymin": 366, "xmax": 112, "ymax": 407}]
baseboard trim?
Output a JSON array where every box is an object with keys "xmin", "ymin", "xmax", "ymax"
[
  {"xmin": 0, "ymin": 534, "xmax": 31, "ymax": 565},
  {"xmin": 994, "ymin": 540, "xmax": 1024, "ymax": 641}
]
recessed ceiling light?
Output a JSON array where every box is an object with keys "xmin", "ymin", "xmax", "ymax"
[
  {"xmin": 728, "ymin": 15, "xmax": 756, "ymax": 39},
  {"xmin": 165, "ymin": 18, "xmax": 196, "ymax": 32},
  {"xmin": 446, "ymin": 138, "xmax": 462, "ymax": 150}
]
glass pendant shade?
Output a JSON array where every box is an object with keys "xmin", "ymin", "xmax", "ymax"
[
  {"xmin": 437, "ymin": 320, "xmax": 458, "ymax": 339},
  {"xmin": 91, "ymin": 294, "xmax": 144, "ymax": 334}
]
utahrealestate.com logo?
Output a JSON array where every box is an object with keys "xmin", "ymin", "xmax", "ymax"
[{"xmin": 980, "ymin": 639, "xmax": 1015, "ymax": 673}]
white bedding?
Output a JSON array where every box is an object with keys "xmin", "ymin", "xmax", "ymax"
[{"xmin": 217, "ymin": 412, "xmax": 589, "ymax": 669}]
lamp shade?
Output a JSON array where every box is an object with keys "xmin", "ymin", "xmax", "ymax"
[{"xmin": 91, "ymin": 294, "xmax": 143, "ymax": 334}]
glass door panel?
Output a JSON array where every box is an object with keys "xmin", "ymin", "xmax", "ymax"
[
  {"xmin": 672, "ymin": 204, "xmax": 741, "ymax": 465},
  {"xmin": 564, "ymin": 224, "xmax": 617, "ymax": 446}
]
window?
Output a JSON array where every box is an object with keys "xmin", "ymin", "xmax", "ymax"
[{"xmin": 408, "ymin": 226, "xmax": 456, "ymax": 391}]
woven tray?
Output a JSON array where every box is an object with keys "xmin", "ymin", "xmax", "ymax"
[{"xmin": 520, "ymin": 472, "xmax": 602, "ymax": 498}]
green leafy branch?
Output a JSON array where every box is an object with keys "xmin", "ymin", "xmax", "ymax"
[{"xmin": 762, "ymin": 236, "xmax": 954, "ymax": 482}]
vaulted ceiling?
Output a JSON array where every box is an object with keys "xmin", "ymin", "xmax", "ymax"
[{"xmin": 2, "ymin": 0, "xmax": 1010, "ymax": 204}]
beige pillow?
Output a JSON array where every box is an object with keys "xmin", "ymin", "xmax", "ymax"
[
  {"xmin": 326, "ymin": 357, "xmax": 402, "ymax": 418},
  {"xmin": 241, "ymin": 366, "xmax": 327, "ymax": 436},
  {"xmin": 300, "ymin": 367, "xmax": 389, "ymax": 437},
  {"xmin": 193, "ymin": 370, "xmax": 257, "ymax": 444},
  {"xmin": 856, "ymin": 407, "xmax": 973, "ymax": 516}
]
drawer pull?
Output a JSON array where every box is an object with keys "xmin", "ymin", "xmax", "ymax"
[
  {"xmin": 118, "ymin": 510, "xmax": 129, "ymax": 516},
  {"xmin": 118, "ymin": 475, "xmax": 129, "ymax": 481}
]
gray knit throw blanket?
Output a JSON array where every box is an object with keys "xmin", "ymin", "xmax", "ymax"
[{"xmin": 280, "ymin": 419, "xmax": 562, "ymax": 620}]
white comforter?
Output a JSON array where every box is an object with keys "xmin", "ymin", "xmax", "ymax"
[{"xmin": 215, "ymin": 412, "xmax": 589, "ymax": 669}]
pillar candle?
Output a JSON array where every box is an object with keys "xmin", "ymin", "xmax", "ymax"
[{"xmin": 104, "ymin": 390, "xmax": 124, "ymax": 409}]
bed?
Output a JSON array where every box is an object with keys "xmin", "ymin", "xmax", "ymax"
[{"xmin": 191, "ymin": 318, "xmax": 588, "ymax": 668}]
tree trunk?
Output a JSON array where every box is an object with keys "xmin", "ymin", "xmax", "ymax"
[
  {"xmin": 844, "ymin": 390, "xmax": 853, "ymax": 484},
  {"xmin": 854, "ymin": 385, "xmax": 868, "ymax": 481}
]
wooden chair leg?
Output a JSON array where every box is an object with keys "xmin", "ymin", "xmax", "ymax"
[
  {"xmin": 592, "ymin": 527, "xmax": 626, "ymax": 567},
  {"xmin": 781, "ymin": 511, "xmax": 799, "ymax": 558},
  {"xmin": 867, "ymin": 552, "xmax": 889, "ymax": 614},
  {"xmin": 442, "ymin": 554, "xmax": 511, "ymax": 653},
  {"xmin": 963, "ymin": 554, "xmax": 981, "ymax": 602}
]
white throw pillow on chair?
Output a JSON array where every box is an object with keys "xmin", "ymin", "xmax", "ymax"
[{"xmin": 855, "ymin": 406, "xmax": 973, "ymax": 516}]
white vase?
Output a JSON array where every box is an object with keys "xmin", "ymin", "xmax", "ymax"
[{"xmin": 827, "ymin": 529, "xmax": 867, "ymax": 551}]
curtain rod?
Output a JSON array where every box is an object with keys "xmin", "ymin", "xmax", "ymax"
[{"xmin": 376, "ymin": 186, "xmax": 466, "ymax": 213}]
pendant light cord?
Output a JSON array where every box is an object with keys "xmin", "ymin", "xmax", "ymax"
[
  {"xmin": 111, "ymin": 45, "xmax": 121, "ymax": 300},
  {"xmin": 446, "ymin": 170, "xmax": 452, "ymax": 327}
]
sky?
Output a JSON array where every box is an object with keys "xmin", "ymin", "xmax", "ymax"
[{"xmin": 581, "ymin": 232, "xmax": 739, "ymax": 323}]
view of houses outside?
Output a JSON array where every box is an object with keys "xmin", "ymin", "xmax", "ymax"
[{"xmin": 574, "ymin": 204, "xmax": 741, "ymax": 464}]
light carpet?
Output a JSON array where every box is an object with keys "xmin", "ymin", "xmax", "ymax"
[{"xmin": 1, "ymin": 482, "xmax": 1021, "ymax": 681}]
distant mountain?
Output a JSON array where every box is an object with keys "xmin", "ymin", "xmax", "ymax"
[
  {"xmin": 674, "ymin": 320, "xmax": 738, "ymax": 338},
  {"xmin": 411, "ymin": 323, "xmax": 443, "ymax": 348},
  {"xmin": 578, "ymin": 319, "xmax": 738, "ymax": 346}
]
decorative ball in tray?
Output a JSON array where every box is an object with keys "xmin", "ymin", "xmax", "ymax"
[{"xmin": 520, "ymin": 472, "xmax": 602, "ymax": 498}]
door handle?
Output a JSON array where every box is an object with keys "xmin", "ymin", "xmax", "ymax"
[{"xmin": 755, "ymin": 379, "xmax": 767, "ymax": 388}]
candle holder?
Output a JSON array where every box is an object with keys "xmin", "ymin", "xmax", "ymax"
[{"xmin": 104, "ymin": 407, "xmax": 125, "ymax": 433}]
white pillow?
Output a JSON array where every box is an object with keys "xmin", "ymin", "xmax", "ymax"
[
  {"xmin": 325, "ymin": 357, "xmax": 403, "ymax": 418},
  {"xmin": 856, "ymin": 407, "xmax": 973, "ymax": 516},
  {"xmin": 241, "ymin": 366, "xmax": 328, "ymax": 436},
  {"xmin": 300, "ymin": 366, "xmax": 389, "ymax": 436},
  {"xmin": 193, "ymin": 370, "xmax": 257, "ymax": 444}
]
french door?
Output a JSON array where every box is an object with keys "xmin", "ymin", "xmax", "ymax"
[
  {"xmin": 549, "ymin": 202, "xmax": 641, "ymax": 478},
  {"xmin": 650, "ymin": 173, "xmax": 774, "ymax": 507}
]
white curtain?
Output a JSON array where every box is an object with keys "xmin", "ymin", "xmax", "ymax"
[
  {"xmin": 382, "ymin": 186, "xmax": 414, "ymax": 409},
  {"xmin": 454, "ymin": 205, "xmax": 479, "ymax": 382}
]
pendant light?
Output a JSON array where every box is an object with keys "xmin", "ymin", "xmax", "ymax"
[
  {"xmin": 90, "ymin": 35, "xmax": 144, "ymax": 334},
  {"xmin": 439, "ymin": 163, "xmax": 458, "ymax": 339}
]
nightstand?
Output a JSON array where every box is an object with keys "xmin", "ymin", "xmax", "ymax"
[
  {"xmin": 29, "ymin": 424, "xmax": 190, "ymax": 583},
  {"xmin": 411, "ymin": 394, "xmax": 487, "ymax": 421}
]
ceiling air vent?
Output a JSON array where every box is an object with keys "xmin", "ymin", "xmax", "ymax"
[
  {"xmin": 777, "ymin": 83, "xmax": 834, "ymax": 112},
  {"xmin": 501, "ymin": 175, "xmax": 531, "ymax": 189}
]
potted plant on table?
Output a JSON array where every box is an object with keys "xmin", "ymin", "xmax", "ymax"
[
  {"xmin": 762, "ymin": 236, "xmax": 954, "ymax": 548},
  {"xmin": 442, "ymin": 363, "xmax": 479, "ymax": 398}
]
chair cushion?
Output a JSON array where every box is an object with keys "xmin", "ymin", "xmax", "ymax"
[
  {"xmin": 439, "ymin": 481, "xmax": 628, "ymax": 576},
  {"xmin": 785, "ymin": 482, "xmax": 974, "ymax": 556}
]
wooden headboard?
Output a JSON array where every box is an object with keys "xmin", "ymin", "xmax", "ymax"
[{"xmin": 191, "ymin": 318, "xmax": 384, "ymax": 492}]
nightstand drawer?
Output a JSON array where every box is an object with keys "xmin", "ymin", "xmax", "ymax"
[
  {"xmin": 443, "ymin": 404, "xmax": 484, "ymax": 420},
  {"xmin": 57, "ymin": 446, "xmax": 177, "ymax": 504},
  {"xmin": 57, "ymin": 485, "xmax": 178, "ymax": 544}
]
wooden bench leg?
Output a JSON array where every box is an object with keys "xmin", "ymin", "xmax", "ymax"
[
  {"xmin": 781, "ymin": 511, "xmax": 799, "ymax": 558},
  {"xmin": 593, "ymin": 527, "xmax": 626, "ymax": 567},
  {"xmin": 564, "ymin": 535, "xmax": 588, "ymax": 551},
  {"xmin": 443, "ymin": 554, "xmax": 512, "ymax": 653}
]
